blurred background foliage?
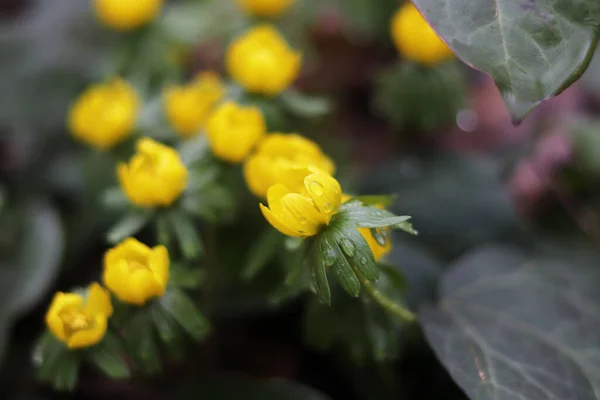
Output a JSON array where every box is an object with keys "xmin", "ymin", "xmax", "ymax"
[{"xmin": 1, "ymin": 0, "xmax": 600, "ymax": 399}]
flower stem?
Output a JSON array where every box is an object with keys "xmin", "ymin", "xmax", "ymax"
[{"xmin": 353, "ymin": 268, "xmax": 416, "ymax": 322}]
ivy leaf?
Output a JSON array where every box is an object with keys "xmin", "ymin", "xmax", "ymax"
[
  {"xmin": 413, "ymin": 0, "xmax": 600, "ymax": 121},
  {"xmin": 421, "ymin": 245, "xmax": 600, "ymax": 400}
]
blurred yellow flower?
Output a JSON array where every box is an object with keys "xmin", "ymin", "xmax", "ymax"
[
  {"xmin": 45, "ymin": 283, "xmax": 113, "ymax": 349},
  {"xmin": 68, "ymin": 79, "xmax": 140, "ymax": 150},
  {"xmin": 163, "ymin": 72, "xmax": 225, "ymax": 138},
  {"xmin": 244, "ymin": 133, "xmax": 335, "ymax": 198},
  {"xmin": 226, "ymin": 25, "xmax": 301, "ymax": 96},
  {"xmin": 94, "ymin": 0, "xmax": 163, "ymax": 31},
  {"xmin": 391, "ymin": 3, "xmax": 453, "ymax": 66},
  {"xmin": 103, "ymin": 238, "xmax": 170, "ymax": 305},
  {"xmin": 342, "ymin": 195, "xmax": 392, "ymax": 261},
  {"xmin": 260, "ymin": 167, "xmax": 342, "ymax": 237},
  {"xmin": 118, "ymin": 138, "xmax": 188, "ymax": 207},
  {"xmin": 236, "ymin": 0, "xmax": 294, "ymax": 17},
  {"xmin": 206, "ymin": 101, "xmax": 266, "ymax": 163}
]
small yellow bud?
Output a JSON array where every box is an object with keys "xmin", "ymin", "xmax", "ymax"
[
  {"xmin": 45, "ymin": 283, "xmax": 113, "ymax": 349},
  {"xmin": 235, "ymin": 0, "xmax": 294, "ymax": 17},
  {"xmin": 226, "ymin": 25, "xmax": 301, "ymax": 96},
  {"xmin": 68, "ymin": 79, "xmax": 140, "ymax": 150},
  {"xmin": 342, "ymin": 195, "xmax": 392, "ymax": 261},
  {"xmin": 391, "ymin": 3, "xmax": 453, "ymax": 66},
  {"xmin": 103, "ymin": 238, "xmax": 170, "ymax": 305},
  {"xmin": 206, "ymin": 101, "xmax": 266, "ymax": 163},
  {"xmin": 94, "ymin": 0, "xmax": 163, "ymax": 31},
  {"xmin": 260, "ymin": 167, "xmax": 342, "ymax": 237},
  {"xmin": 163, "ymin": 72, "xmax": 225, "ymax": 138},
  {"xmin": 118, "ymin": 138, "xmax": 188, "ymax": 207},
  {"xmin": 244, "ymin": 133, "xmax": 335, "ymax": 198}
]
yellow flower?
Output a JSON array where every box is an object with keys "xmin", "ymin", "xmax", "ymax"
[
  {"xmin": 163, "ymin": 72, "xmax": 225, "ymax": 138},
  {"xmin": 244, "ymin": 133, "xmax": 335, "ymax": 198},
  {"xmin": 236, "ymin": 0, "xmax": 294, "ymax": 17},
  {"xmin": 342, "ymin": 195, "xmax": 391, "ymax": 261},
  {"xmin": 103, "ymin": 238, "xmax": 170, "ymax": 305},
  {"xmin": 94, "ymin": 0, "xmax": 163, "ymax": 31},
  {"xmin": 206, "ymin": 101, "xmax": 266, "ymax": 163},
  {"xmin": 226, "ymin": 25, "xmax": 301, "ymax": 96},
  {"xmin": 260, "ymin": 168, "xmax": 342, "ymax": 237},
  {"xmin": 391, "ymin": 3, "xmax": 453, "ymax": 66},
  {"xmin": 68, "ymin": 79, "xmax": 140, "ymax": 150},
  {"xmin": 118, "ymin": 138, "xmax": 188, "ymax": 207},
  {"xmin": 45, "ymin": 283, "xmax": 113, "ymax": 349}
]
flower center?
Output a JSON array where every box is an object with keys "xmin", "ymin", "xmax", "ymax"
[{"xmin": 59, "ymin": 307, "xmax": 92, "ymax": 336}]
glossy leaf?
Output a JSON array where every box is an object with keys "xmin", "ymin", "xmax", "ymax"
[
  {"xmin": 413, "ymin": 0, "xmax": 600, "ymax": 121},
  {"xmin": 87, "ymin": 333, "xmax": 131, "ymax": 379},
  {"xmin": 336, "ymin": 201, "xmax": 413, "ymax": 230},
  {"xmin": 323, "ymin": 233, "xmax": 361, "ymax": 298},
  {"xmin": 160, "ymin": 289, "xmax": 210, "ymax": 341},
  {"xmin": 421, "ymin": 245, "xmax": 600, "ymax": 400},
  {"xmin": 309, "ymin": 236, "xmax": 332, "ymax": 305}
]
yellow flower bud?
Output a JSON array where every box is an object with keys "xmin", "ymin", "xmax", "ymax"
[
  {"xmin": 45, "ymin": 283, "xmax": 113, "ymax": 349},
  {"xmin": 94, "ymin": 0, "xmax": 163, "ymax": 31},
  {"xmin": 163, "ymin": 72, "xmax": 225, "ymax": 138},
  {"xmin": 118, "ymin": 138, "xmax": 188, "ymax": 207},
  {"xmin": 244, "ymin": 133, "xmax": 335, "ymax": 198},
  {"xmin": 226, "ymin": 25, "xmax": 301, "ymax": 96},
  {"xmin": 260, "ymin": 167, "xmax": 342, "ymax": 237},
  {"xmin": 103, "ymin": 238, "xmax": 170, "ymax": 305},
  {"xmin": 391, "ymin": 3, "xmax": 453, "ymax": 66},
  {"xmin": 206, "ymin": 101, "xmax": 266, "ymax": 163},
  {"xmin": 235, "ymin": 0, "xmax": 294, "ymax": 17},
  {"xmin": 342, "ymin": 195, "xmax": 392, "ymax": 261},
  {"xmin": 68, "ymin": 79, "xmax": 140, "ymax": 150}
]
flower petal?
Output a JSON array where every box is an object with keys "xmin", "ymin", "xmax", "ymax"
[
  {"xmin": 260, "ymin": 203, "xmax": 302, "ymax": 237},
  {"xmin": 149, "ymin": 245, "xmax": 170, "ymax": 290},
  {"xmin": 85, "ymin": 283, "xmax": 113, "ymax": 317},
  {"xmin": 279, "ymin": 193, "xmax": 322, "ymax": 236},
  {"xmin": 67, "ymin": 315, "xmax": 107, "ymax": 349},
  {"xmin": 303, "ymin": 171, "xmax": 342, "ymax": 223},
  {"xmin": 45, "ymin": 292, "xmax": 83, "ymax": 342}
]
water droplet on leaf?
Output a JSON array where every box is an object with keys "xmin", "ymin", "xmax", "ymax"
[
  {"xmin": 308, "ymin": 181, "xmax": 324, "ymax": 196},
  {"xmin": 360, "ymin": 256, "xmax": 368, "ymax": 265},
  {"xmin": 371, "ymin": 228, "xmax": 387, "ymax": 246},
  {"xmin": 323, "ymin": 247, "xmax": 337, "ymax": 267},
  {"xmin": 338, "ymin": 237, "xmax": 356, "ymax": 257}
]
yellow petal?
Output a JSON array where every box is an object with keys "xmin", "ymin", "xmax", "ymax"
[
  {"xmin": 266, "ymin": 183, "xmax": 291, "ymax": 216},
  {"xmin": 303, "ymin": 171, "xmax": 342, "ymax": 223},
  {"xmin": 279, "ymin": 193, "xmax": 322, "ymax": 236},
  {"xmin": 66, "ymin": 315, "xmax": 107, "ymax": 349},
  {"xmin": 85, "ymin": 282, "xmax": 113, "ymax": 317},
  {"xmin": 149, "ymin": 245, "xmax": 170, "ymax": 290},
  {"xmin": 260, "ymin": 203, "xmax": 302, "ymax": 237},
  {"xmin": 45, "ymin": 292, "xmax": 83, "ymax": 342},
  {"xmin": 103, "ymin": 259, "xmax": 136, "ymax": 304}
]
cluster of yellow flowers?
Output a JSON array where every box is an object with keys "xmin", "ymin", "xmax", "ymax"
[{"xmin": 46, "ymin": 238, "xmax": 169, "ymax": 349}]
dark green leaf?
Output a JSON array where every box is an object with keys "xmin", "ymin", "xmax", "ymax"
[
  {"xmin": 329, "ymin": 225, "xmax": 379, "ymax": 281},
  {"xmin": 169, "ymin": 264, "xmax": 205, "ymax": 289},
  {"xmin": 421, "ymin": 245, "xmax": 600, "ymax": 400},
  {"xmin": 35, "ymin": 332, "xmax": 67, "ymax": 381},
  {"xmin": 169, "ymin": 212, "xmax": 204, "ymax": 260},
  {"xmin": 101, "ymin": 187, "xmax": 129, "ymax": 210},
  {"xmin": 310, "ymin": 236, "xmax": 332, "ymax": 305},
  {"xmin": 106, "ymin": 210, "xmax": 153, "ymax": 244},
  {"xmin": 125, "ymin": 311, "xmax": 161, "ymax": 374},
  {"xmin": 87, "ymin": 334, "xmax": 130, "ymax": 379},
  {"xmin": 322, "ymin": 233, "xmax": 361, "ymax": 297},
  {"xmin": 160, "ymin": 289, "xmax": 210, "ymax": 341},
  {"xmin": 242, "ymin": 228, "xmax": 283, "ymax": 280},
  {"xmin": 151, "ymin": 306, "xmax": 185, "ymax": 360},
  {"xmin": 280, "ymin": 89, "xmax": 331, "ymax": 118},
  {"xmin": 337, "ymin": 202, "xmax": 412, "ymax": 230},
  {"xmin": 413, "ymin": 0, "xmax": 600, "ymax": 121},
  {"xmin": 51, "ymin": 352, "xmax": 80, "ymax": 392}
]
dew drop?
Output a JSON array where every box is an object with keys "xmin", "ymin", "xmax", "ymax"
[
  {"xmin": 323, "ymin": 202, "xmax": 333, "ymax": 212},
  {"xmin": 371, "ymin": 228, "xmax": 387, "ymax": 246},
  {"xmin": 308, "ymin": 181, "xmax": 324, "ymax": 196},
  {"xmin": 338, "ymin": 237, "xmax": 356, "ymax": 257},
  {"xmin": 360, "ymin": 256, "xmax": 368, "ymax": 265},
  {"xmin": 323, "ymin": 248, "xmax": 337, "ymax": 267},
  {"xmin": 298, "ymin": 217, "xmax": 308, "ymax": 224}
]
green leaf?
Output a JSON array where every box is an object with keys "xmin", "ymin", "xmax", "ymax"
[
  {"xmin": 160, "ymin": 289, "xmax": 210, "ymax": 341},
  {"xmin": 151, "ymin": 306, "xmax": 185, "ymax": 360},
  {"xmin": 242, "ymin": 228, "xmax": 283, "ymax": 280},
  {"xmin": 106, "ymin": 209, "xmax": 153, "ymax": 244},
  {"xmin": 169, "ymin": 212, "xmax": 204, "ymax": 260},
  {"xmin": 87, "ymin": 333, "xmax": 130, "ymax": 379},
  {"xmin": 35, "ymin": 332, "xmax": 67, "ymax": 381},
  {"xmin": 329, "ymin": 225, "xmax": 379, "ymax": 281},
  {"xmin": 101, "ymin": 187, "xmax": 129, "ymax": 210},
  {"xmin": 421, "ymin": 245, "xmax": 600, "ymax": 400},
  {"xmin": 310, "ymin": 236, "xmax": 332, "ymax": 305},
  {"xmin": 125, "ymin": 310, "xmax": 161, "ymax": 374},
  {"xmin": 349, "ymin": 195, "xmax": 396, "ymax": 208},
  {"xmin": 49, "ymin": 351, "xmax": 80, "ymax": 392},
  {"xmin": 169, "ymin": 264, "xmax": 205, "ymax": 289},
  {"xmin": 280, "ymin": 89, "xmax": 332, "ymax": 118},
  {"xmin": 321, "ymin": 233, "xmax": 361, "ymax": 298},
  {"xmin": 413, "ymin": 0, "xmax": 600, "ymax": 121},
  {"xmin": 337, "ymin": 202, "xmax": 412, "ymax": 230}
]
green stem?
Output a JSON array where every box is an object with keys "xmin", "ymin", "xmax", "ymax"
[{"xmin": 354, "ymin": 268, "xmax": 416, "ymax": 322}]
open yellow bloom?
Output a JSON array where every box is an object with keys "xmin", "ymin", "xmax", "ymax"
[
  {"xmin": 244, "ymin": 133, "xmax": 335, "ymax": 198},
  {"xmin": 118, "ymin": 138, "xmax": 188, "ymax": 207},
  {"xmin": 103, "ymin": 238, "xmax": 170, "ymax": 305},
  {"xmin": 94, "ymin": 0, "xmax": 163, "ymax": 31},
  {"xmin": 260, "ymin": 168, "xmax": 342, "ymax": 237},
  {"xmin": 163, "ymin": 72, "xmax": 225, "ymax": 138},
  {"xmin": 206, "ymin": 101, "xmax": 266, "ymax": 163},
  {"xmin": 236, "ymin": 0, "xmax": 295, "ymax": 17},
  {"xmin": 342, "ymin": 195, "xmax": 391, "ymax": 261},
  {"xmin": 45, "ymin": 283, "xmax": 113, "ymax": 349},
  {"xmin": 226, "ymin": 25, "xmax": 301, "ymax": 96},
  {"xmin": 391, "ymin": 3, "xmax": 453, "ymax": 66},
  {"xmin": 68, "ymin": 79, "xmax": 140, "ymax": 150}
]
